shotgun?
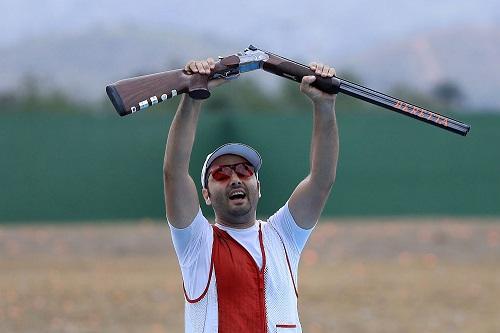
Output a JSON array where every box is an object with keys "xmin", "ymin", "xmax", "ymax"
[{"xmin": 106, "ymin": 45, "xmax": 470, "ymax": 136}]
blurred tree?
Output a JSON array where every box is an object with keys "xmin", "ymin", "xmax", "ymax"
[
  {"xmin": 277, "ymin": 80, "xmax": 310, "ymax": 113},
  {"xmin": 6, "ymin": 74, "xmax": 95, "ymax": 114},
  {"xmin": 336, "ymin": 70, "xmax": 364, "ymax": 84},
  {"xmin": 0, "ymin": 91, "xmax": 17, "ymax": 107},
  {"xmin": 432, "ymin": 81, "xmax": 465, "ymax": 108},
  {"xmin": 20, "ymin": 74, "xmax": 41, "ymax": 98},
  {"xmin": 205, "ymin": 78, "xmax": 277, "ymax": 113},
  {"xmin": 390, "ymin": 84, "xmax": 436, "ymax": 110},
  {"xmin": 334, "ymin": 71, "xmax": 368, "ymax": 113}
]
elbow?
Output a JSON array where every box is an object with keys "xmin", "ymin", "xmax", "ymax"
[
  {"xmin": 163, "ymin": 170, "xmax": 179, "ymax": 186},
  {"xmin": 163, "ymin": 166, "xmax": 192, "ymax": 188},
  {"xmin": 310, "ymin": 171, "xmax": 336, "ymax": 193},
  {"xmin": 329, "ymin": 169, "xmax": 337, "ymax": 187},
  {"xmin": 163, "ymin": 160, "xmax": 176, "ymax": 178},
  {"xmin": 163, "ymin": 164, "xmax": 174, "ymax": 181},
  {"xmin": 323, "ymin": 176, "xmax": 336, "ymax": 193},
  {"xmin": 163, "ymin": 160, "xmax": 188, "ymax": 179},
  {"xmin": 327, "ymin": 174, "xmax": 336, "ymax": 189}
]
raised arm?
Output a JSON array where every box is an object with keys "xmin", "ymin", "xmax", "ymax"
[
  {"xmin": 163, "ymin": 58, "xmax": 224, "ymax": 228},
  {"xmin": 288, "ymin": 63, "xmax": 339, "ymax": 229}
]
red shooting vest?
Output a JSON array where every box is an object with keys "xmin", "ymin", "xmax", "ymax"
[
  {"xmin": 182, "ymin": 221, "xmax": 300, "ymax": 332},
  {"xmin": 212, "ymin": 224, "xmax": 267, "ymax": 333}
]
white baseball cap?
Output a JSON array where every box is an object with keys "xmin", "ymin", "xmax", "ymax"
[{"xmin": 201, "ymin": 143, "xmax": 262, "ymax": 189}]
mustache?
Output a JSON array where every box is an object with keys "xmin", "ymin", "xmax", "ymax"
[{"xmin": 226, "ymin": 184, "xmax": 248, "ymax": 195}]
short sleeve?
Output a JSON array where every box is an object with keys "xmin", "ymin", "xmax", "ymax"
[
  {"xmin": 168, "ymin": 208, "xmax": 213, "ymax": 298},
  {"xmin": 267, "ymin": 201, "xmax": 315, "ymax": 255},
  {"xmin": 168, "ymin": 208, "xmax": 212, "ymax": 267}
]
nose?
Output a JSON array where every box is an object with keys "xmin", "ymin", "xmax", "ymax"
[{"xmin": 229, "ymin": 170, "xmax": 242, "ymax": 185}]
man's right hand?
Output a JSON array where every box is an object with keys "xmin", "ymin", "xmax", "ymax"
[{"xmin": 184, "ymin": 58, "xmax": 227, "ymax": 90}]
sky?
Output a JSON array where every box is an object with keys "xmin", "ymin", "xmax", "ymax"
[{"xmin": 2, "ymin": 0, "xmax": 500, "ymax": 51}]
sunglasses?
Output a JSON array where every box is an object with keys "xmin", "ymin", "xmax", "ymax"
[{"xmin": 208, "ymin": 162, "xmax": 255, "ymax": 183}]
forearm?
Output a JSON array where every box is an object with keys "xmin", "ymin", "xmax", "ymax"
[
  {"xmin": 288, "ymin": 66, "xmax": 339, "ymax": 228},
  {"xmin": 164, "ymin": 95, "xmax": 202, "ymax": 175},
  {"xmin": 163, "ymin": 95, "xmax": 203, "ymax": 227},
  {"xmin": 163, "ymin": 58, "xmax": 225, "ymax": 227},
  {"xmin": 309, "ymin": 100, "xmax": 339, "ymax": 189}
]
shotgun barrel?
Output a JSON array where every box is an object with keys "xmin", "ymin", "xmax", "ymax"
[{"xmin": 254, "ymin": 45, "xmax": 470, "ymax": 136}]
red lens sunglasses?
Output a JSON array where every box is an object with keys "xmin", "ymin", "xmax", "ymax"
[{"xmin": 208, "ymin": 162, "xmax": 255, "ymax": 183}]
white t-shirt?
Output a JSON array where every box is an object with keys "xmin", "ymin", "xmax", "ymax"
[{"xmin": 169, "ymin": 202, "xmax": 314, "ymax": 299}]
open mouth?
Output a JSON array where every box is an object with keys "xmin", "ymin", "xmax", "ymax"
[{"xmin": 228, "ymin": 190, "xmax": 246, "ymax": 201}]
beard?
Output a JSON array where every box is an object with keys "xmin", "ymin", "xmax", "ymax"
[
  {"xmin": 209, "ymin": 187, "xmax": 258, "ymax": 221},
  {"xmin": 212, "ymin": 194, "xmax": 253, "ymax": 217},
  {"xmin": 226, "ymin": 201, "xmax": 252, "ymax": 217}
]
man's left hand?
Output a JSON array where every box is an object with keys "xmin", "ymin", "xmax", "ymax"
[{"xmin": 300, "ymin": 62, "xmax": 337, "ymax": 104}]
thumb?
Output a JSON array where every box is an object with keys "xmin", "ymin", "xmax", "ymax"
[
  {"xmin": 302, "ymin": 75, "xmax": 316, "ymax": 85},
  {"xmin": 300, "ymin": 75, "xmax": 316, "ymax": 93}
]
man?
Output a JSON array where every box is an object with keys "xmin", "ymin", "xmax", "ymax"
[{"xmin": 164, "ymin": 57, "xmax": 339, "ymax": 333}]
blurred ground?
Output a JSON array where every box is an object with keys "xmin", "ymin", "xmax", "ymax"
[{"xmin": 0, "ymin": 218, "xmax": 499, "ymax": 333}]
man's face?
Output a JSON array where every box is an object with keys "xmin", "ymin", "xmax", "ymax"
[{"xmin": 203, "ymin": 154, "xmax": 260, "ymax": 221}]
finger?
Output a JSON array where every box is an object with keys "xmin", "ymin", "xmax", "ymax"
[
  {"xmin": 201, "ymin": 61, "xmax": 210, "ymax": 74},
  {"xmin": 321, "ymin": 65, "xmax": 330, "ymax": 77},
  {"xmin": 195, "ymin": 62, "xmax": 206, "ymax": 74},
  {"xmin": 309, "ymin": 62, "xmax": 318, "ymax": 71},
  {"xmin": 315, "ymin": 63, "xmax": 324, "ymax": 76},
  {"xmin": 327, "ymin": 67, "xmax": 336, "ymax": 77},
  {"xmin": 184, "ymin": 60, "xmax": 194, "ymax": 73},
  {"xmin": 207, "ymin": 58, "xmax": 216, "ymax": 69},
  {"xmin": 189, "ymin": 62, "xmax": 199, "ymax": 73}
]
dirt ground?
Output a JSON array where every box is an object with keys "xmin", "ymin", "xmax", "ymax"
[{"xmin": 0, "ymin": 218, "xmax": 499, "ymax": 333}]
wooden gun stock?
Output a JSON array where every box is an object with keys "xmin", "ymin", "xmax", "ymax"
[
  {"xmin": 106, "ymin": 57, "xmax": 239, "ymax": 116},
  {"xmin": 106, "ymin": 69, "xmax": 191, "ymax": 116}
]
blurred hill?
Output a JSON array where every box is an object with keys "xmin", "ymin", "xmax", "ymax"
[
  {"xmin": 0, "ymin": 26, "xmax": 232, "ymax": 101},
  {"xmin": 2, "ymin": 23, "xmax": 500, "ymax": 109},
  {"xmin": 343, "ymin": 24, "xmax": 500, "ymax": 110}
]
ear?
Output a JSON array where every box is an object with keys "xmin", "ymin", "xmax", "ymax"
[
  {"xmin": 257, "ymin": 181, "xmax": 261, "ymax": 198},
  {"xmin": 202, "ymin": 188, "xmax": 211, "ymax": 205}
]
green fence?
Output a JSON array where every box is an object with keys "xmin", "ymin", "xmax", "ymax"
[{"xmin": 1, "ymin": 108, "xmax": 498, "ymax": 222}]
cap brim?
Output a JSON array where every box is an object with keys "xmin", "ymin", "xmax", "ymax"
[{"xmin": 206, "ymin": 143, "xmax": 262, "ymax": 171}]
